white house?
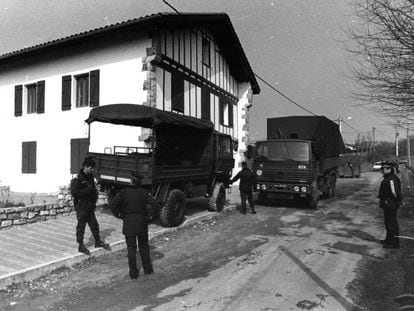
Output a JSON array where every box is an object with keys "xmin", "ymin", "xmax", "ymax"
[{"xmin": 0, "ymin": 12, "xmax": 260, "ymax": 193}]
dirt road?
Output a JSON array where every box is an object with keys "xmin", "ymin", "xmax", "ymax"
[{"xmin": 2, "ymin": 172, "xmax": 414, "ymax": 311}]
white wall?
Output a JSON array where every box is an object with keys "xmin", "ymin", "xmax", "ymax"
[{"xmin": 0, "ymin": 37, "xmax": 151, "ymax": 192}]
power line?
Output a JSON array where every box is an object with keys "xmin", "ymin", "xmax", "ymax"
[
  {"xmin": 254, "ymin": 73, "xmax": 318, "ymax": 116},
  {"xmin": 161, "ymin": 0, "xmax": 181, "ymax": 14}
]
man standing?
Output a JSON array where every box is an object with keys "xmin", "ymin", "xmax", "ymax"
[
  {"xmin": 110, "ymin": 172, "xmax": 158, "ymax": 279},
  {"xmin": 71, "ymin": 157, "xmax": 110, "ymax": 255},
  {"xmin": 378, "ymin": 161, "xmax": 402, "ymax": 249},
  {"xmin": 230, "ymin": 161, "xmax": 256, "ymax": 214}
]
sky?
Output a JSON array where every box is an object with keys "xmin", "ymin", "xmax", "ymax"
[{"xmin": 0, "ymin": 0, "xmax": 399, "ymax": 144}]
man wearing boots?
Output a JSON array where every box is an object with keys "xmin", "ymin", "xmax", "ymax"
[
  {"xmin": 230, "ymin": 161, "xmax": 256, "ymax": 214},
  {"xmin": 109, "ymin": 172, "xmax": 158, "ymax": 279},
  {"xmin": 71, "ymin": 157, "xmax": 110, "ymax": 255},
  {"xmin": 378, "ymin": 160, "xmax": 402, "ymax": 249}
]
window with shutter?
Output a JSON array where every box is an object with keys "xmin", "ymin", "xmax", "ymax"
[
  {"xmin": 70, "ymin": 138, "xmax": 89, "ymax": 174},
  {"xmin": 22, "ymin": 141, "xmax": 37, "ymax": 174},
  {"xmin": 171, "ymin": 73, "xmax": 184, "ymax": 113},
  {"xmin": 89, "ymin": 70, "xmax": 100, "ymax": 107},
  {"xmin": 62, "ymin": 75, "xmax": 72, "ymax": 111},
  {"xmin": 36, "ymin": 80, "xmax": 45, "ymax": 114},
  {"xmin": 228, "ymin": 103, "xmax": 233, "ymax": 128},
  {"xmin": 75, "ymin": 74, "xmax": 89, "ymax": 107},
  {"xmin": 201, "ymin": 87, "xmax": 210, "ymax": 120},
  {"xmin": 219, "ymin": 98, "xmax": 229, "ymax": 126},
  {"xmin": 15, "ymin": 85, "xmax": 23, "ymax": 117},
  {"xmin": 26, "ymin": 84, "xmax": 37, "ymax": 114}
]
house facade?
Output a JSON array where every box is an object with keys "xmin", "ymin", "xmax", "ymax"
[{"xmin": 0, "ymin": 13, "xmax": 260, "ymax": 193}]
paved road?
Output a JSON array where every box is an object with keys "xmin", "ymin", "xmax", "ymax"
[{"xmin": 0, "ymin": 172, "xmax": 393, "ymax": 311}]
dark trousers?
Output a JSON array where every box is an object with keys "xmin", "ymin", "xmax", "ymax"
[
  {"xmin": 76, "ymin": 210, "xmax": 100, "ymax": 244},
  {"xmin": 240, "ymin": 190, "xmax": 254, "ymax": 212},
  {"xmin": 125, "ymin": 234, "xmax": 152, "ymax": 274},
  {"xmin": 383, "ymin": 203, "xmax": 400, "ymax": 246}
]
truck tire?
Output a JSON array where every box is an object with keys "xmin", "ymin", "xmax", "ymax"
[
  {"xmin": 308, "ymin": 182, "xmax": 319, "ymax": 209},
  {"xmin": 160, "ymin": 189, "xmax": 186, "ymax": 227},
  {"xmin": 208, "ymin": 182, "xmax": 226, "ymax": 212}
]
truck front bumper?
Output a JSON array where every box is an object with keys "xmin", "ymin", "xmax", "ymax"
[{"xmin": 255, "ymin": 182, "xmax": 311, "ymax": 199}]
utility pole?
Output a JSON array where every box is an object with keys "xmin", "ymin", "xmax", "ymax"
[
  {"xmin": 407, "ymin": 127, "xmax": 411, "ymax": 167},
  {"xmin": 395, "ymin": 128, "xmax": 399, "ymax": 157},
  {"xmin": 372, "ymin": 127, "xmax": 376, "ymax": 152}
]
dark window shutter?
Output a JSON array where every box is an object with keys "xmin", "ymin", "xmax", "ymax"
[
  {"xmin": 171, "ymin": 73, "xmax": 184, "ymax": 113},
  {"xmin": 15, "ymin": 85, "xmax": 23, "ymax": 117},
  {"xmin": 89, "ymin": 70, "xmax": 100, "ymax": 107},
  {"xmin": 228, "ymin": 103, "xmax": 233, "ymax": 127},
  {"xmin": 36, "ymin": 80, "xmax": 45, "ymax": 114},
  {"xmin": 22, "ymin": 142, "xmax": 29, "ymax": 173},
  {"xmin": 71, "ymin": 138, "xmax": 89, "ymax": 174},
  {"xmin": 29, "ymin": 142, "xmax": 37, "ymax": 173},
  {"xmin": 22, "ymin": 141, "xmax": 36, "ymax": 173},
  {"xmin": 62, "ymin": 75, "xmax": 72, "ymax": 111},
  {"xmin": 219, "ymin": 98, "xmax": 224, "ymax": 125},
  {"xmin": 201, "ymin": 87, "xmax": 210, "ymax": 120}
]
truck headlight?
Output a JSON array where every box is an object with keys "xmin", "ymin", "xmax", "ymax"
[
  {"xmin": 256, "ymin": 184, "xmax": 261, "ymax": 190},
  {"xmin": 261, "ymin": 184, "xmax": 267, "ymax": 190},
  {"xmin": 256, "ymin": 169, "xmax": 263, "ymax": 176},
  {"xmin": 301, "ymin": 186, "xmax": 307, "ymax": 193},
  {"xmin": 294, "ymin": 186, "xmax": 300, "ymax": 192}
]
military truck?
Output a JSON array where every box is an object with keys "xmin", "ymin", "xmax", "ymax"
[
  {"xmin": 85, "ymin": 104, "xmax": 235, "ymax": 227},
  {"xmin": 249, "ymin": 116, "xmax": 345, "ymax": 208}
]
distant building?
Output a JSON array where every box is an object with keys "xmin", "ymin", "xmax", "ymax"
[{"xmin": 0, "ymin": 12, "xmax": 260, "ymax": 192}]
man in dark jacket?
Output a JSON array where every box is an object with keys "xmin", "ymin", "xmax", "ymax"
[
  {"xmin": 71, "ymin": 157, "xmax": 110, "ymax": 255},
  {"xmin": 109, "ymin": 172, "xmax": 159, "ymax": 279},
  {"xmin": 230, "ymin": 161, "xmax": 256, "ymax": 214},
  {"xmin": 378, "ymin": 161, "xmax": 402, "ymax": 249}
]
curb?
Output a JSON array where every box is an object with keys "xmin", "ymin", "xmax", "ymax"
[{"xmin": 0, "ymin": 204, "xmax": 235, "ymax": 290}]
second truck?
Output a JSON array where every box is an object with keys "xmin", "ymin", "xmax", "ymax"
[{"xmin": 249, "ymin": 116, "xmax": 345, "ymax": 208}]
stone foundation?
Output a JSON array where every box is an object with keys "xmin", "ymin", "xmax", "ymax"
[{"xmin": 0, "ymin": 185, "xmax": 108, "ymax": 230}]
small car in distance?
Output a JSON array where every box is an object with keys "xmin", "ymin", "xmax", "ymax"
[{"xmin": 372, "ymin": 161, "xmax": 383, "ymax": 171}]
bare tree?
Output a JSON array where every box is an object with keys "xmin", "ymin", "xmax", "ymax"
[{"xmin": 346, "ymin": 0, "xmax": 414, "ymax": 121}]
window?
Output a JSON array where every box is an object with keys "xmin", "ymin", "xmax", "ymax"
[
  {"xmin": 75, "ymin": 74, "xmax": 89, "ymax": 107},
  {"xmin": 219, "ymin": 98, "xmax": 229, "ymax": 126},
  {"xmin": 70, "ymin": 138, "xmax": 89, "ymax": 174},
  {"xmin": 74, "ymin": 70, "xmax": 100, "ymax": 108},
  {"xmin": 22, "ymin": 141, "xmax": 37, "ymax": 174},
  {"xmin": 23, "ymin": 81, "xmax": 45, "ymax": 115},
  {"xmin": 26, "ymin": 84, "xmax": 37, "ymax": 113},
  {"xmin": 202, "ymin": 37, "xmax": 210, "ymax": 67},
  {"xmin": 171, "ymin": 72, "xmax": 184, "ymax": 113},
  {"xmin": 219, "ymin": 98, "xmax": 234, "ymax": 127},
  {"xmin": 201, "ymin": 86, "xmax": 210, "ymax": 120},
  {"xmin": 219, "ymin": 136, "xmax": 232, "ymax": 154}
]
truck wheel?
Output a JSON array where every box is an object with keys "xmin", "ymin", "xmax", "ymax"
[
  {"xmin": 160, "ymin": 189, "xmax": 186, "ymax": 227},
  {"xmin": 308, "ymin": 183, "xmax": 319, "ymax": 209},
  {"xmin": 208, "ymin": 182, "xmax": 226, "ymax": 212}
]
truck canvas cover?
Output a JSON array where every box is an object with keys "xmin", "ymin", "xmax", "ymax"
[
  {"xmin": 86, "ymin": 104, "xmax": 214, "ymax": 130},
  {"xmin": 267, "ymin": 116, "xmax": 345, "ymax": 158}
]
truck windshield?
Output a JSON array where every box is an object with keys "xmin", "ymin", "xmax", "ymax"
[{"xmin": 256, "ymin": 141, "xmax": 310, "ymax": 162}]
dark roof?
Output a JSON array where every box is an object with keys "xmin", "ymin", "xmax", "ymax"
[
  {"xmin": 86, "ymin": 104, "xmax": 214, "ymax": 130},
  {"xmin": 0, "ymin": 12, "xmax": 260, "ymax": 94}
]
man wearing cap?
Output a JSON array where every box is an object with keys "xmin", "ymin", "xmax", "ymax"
[
  {"xmin": 378, "ymin": 160, "xmax": 402, "ymax": 249},
  {"xmin": 230, "ymin": 161, "xmax": 256, "ymax": 214},
  {"xmin": 70, "ymin": 157, "xmax": 110, "ymax": 255},
  {"xmin": 109, "ymin": 172, "xmax": 159, "ymax": 279}
]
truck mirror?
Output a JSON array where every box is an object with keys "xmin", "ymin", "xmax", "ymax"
[{"xmin": 234, "ymin": 140, "xmax": 239, "ymax": 152}]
